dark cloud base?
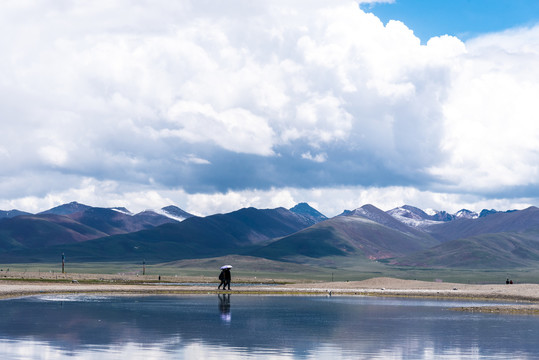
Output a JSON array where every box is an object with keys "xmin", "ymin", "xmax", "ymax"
[{"xmin": 151, "ymin": 146, "xmax": 438, "ymax": 194}]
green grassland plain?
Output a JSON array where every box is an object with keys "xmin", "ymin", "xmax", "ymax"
[{"xmin": 1, "ymin": 257, "xmax": 537, "ymax": 285}]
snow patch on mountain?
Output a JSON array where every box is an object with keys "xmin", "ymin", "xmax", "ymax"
[
  {"xmin": 111, "ymin": 207, "xmax": 133, "ymax": 216},
  {"xmin": 111, "ymin": 206, "xmax": 192, "ymax": 221},
  {"xmin": 387, "ymin": 207, "xmax": 442, "ymax": 228},
  {"xmin": 338, "ymin": 214, "xmax": 380, "ymax": 225},
  {"xmin": 158, "ymin": 206, "xmax": 195, "ymax": 222},
  {"xmin": 155, "ymin": 209, "xmax": 188, "ymax": 222},
  {"xmin": 387, "ymin": 207, "xmax": 424, "ymax": 221}
]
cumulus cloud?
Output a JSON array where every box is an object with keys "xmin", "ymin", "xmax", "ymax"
[
  {"xmin": 0, "ymin": 1, "xmax": 538, "ymax": 214},
  {"xmin": 430, "ymin": 25, "xmax": 539, "ymax": 194},
  {"xmin": 166, "ymin": 101, "xmax": 275, "ymax": 156}
]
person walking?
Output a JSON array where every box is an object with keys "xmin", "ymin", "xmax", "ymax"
[
  {"xmin": 218, "ymin": 269, "xmax": 226, "ymax": 289},
  {"xmin": 224, "ymin": 268, "xmax": 231, "ymax": 290}
]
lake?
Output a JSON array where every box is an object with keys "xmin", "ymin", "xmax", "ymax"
[{"xmin": 0, "ymin": 294, "xmax": 538, "ymax": 359}]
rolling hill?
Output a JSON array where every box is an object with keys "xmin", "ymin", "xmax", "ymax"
[
  {"xmin": 249, "ymin": 204, "xmax": 539, "ymax": 268},
  {"xmin": 0, "ymin": 206, "xmax": 318, "ymax": 263},
  {"xmin": 0, "ymin": 214, "xmax": 108, "ymax": 251},
  {"xmin": 395, "ymin": 230, "xmax": 539, "ymax": 268},
  {"xmin": 383, "ymin": 206, "xmax": 539, "ymax": 268},
  {"xmin": 250, "ymin": 206, "xmax": 440, "ymax": 262},
  {"xmin": 421, "ymin": 206, "xmax": 539, "ymax": 242},
  {"xmin": 0, "ymin": 203, "xmax": 181, "ymax": 254}
]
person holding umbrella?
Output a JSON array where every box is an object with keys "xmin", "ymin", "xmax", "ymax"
[
  {"xmin": 218, "ymin": 265, "xmax": 232, "ymax": 290},
  {"xmin": 218, "ymin": 268, "xmax": 226, "ymax": 289}
]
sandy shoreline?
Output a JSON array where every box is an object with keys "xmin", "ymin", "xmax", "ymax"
[{"xmin": 1, "ymin": 275, "xmax": 538, "ymax": 314}]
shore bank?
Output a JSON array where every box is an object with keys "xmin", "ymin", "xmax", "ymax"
[{"xmin": 0, "ymin": 274, "xmax": 539, "ymax": 314}]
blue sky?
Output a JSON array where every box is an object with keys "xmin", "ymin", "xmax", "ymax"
[
  {"xmin": 1, "ymin": 0, "xmax": 539, "ymax": 217},
  {"xmin": 362, "ymin": 0, "xmax": 539, "ymax": 42}
]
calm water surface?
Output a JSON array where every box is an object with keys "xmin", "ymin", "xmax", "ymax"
[{"xmin": 0, "ymin": 295, "xmax": 538, "ymax": 359}]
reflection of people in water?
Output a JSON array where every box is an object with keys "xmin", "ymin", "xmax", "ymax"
[{"xmin": 218, "ymin": 294, "xmax": 231, "ymax": 323}]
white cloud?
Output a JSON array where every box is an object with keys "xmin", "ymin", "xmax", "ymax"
[
  {"xmin": 290, "ymin": 95, "xmax": 352, "ymax": 146},
  {"xmin": 166, "ymin": 101, "xmax": 275, "ymax": 156},
  {"xmin": 183, "ymin": 154, "xmax": 211, "ymax": 165},
  {"xmin": 1, "ymin": 1, "xmax": 539, "ymax": 213},
  {"xmin": 430, "ymin": 25, "xmax": 539, "ymax": 192},
  {"xmin": 0, "ymin": 146, "xmax": 9, "ymax": 158},
  {"xmin": 2, "ymin": 178, "xmax": 537, "ymax": 218},
  {"xmin": 301, "ymin": 152, "xmax": 328, "ymax": 163},
  {"xmin": 0, "ymin": 1, "xmax": 452, "ymax": 164},
  {"xmin": 38, "ymin": 146, "xmax": 68, "ymax": 167}
]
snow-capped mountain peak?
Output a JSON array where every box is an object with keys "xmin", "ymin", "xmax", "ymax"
[
  {"xmin": 455, "ymin": 209, "xmax": 479, "ymax": 219},
  {"xmin": 385, "ymin": 205, "xmax": 490, "ymax": 228}
]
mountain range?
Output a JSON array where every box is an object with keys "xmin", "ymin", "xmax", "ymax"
[{"xmin": 0, "ymin": 201, "xmax": 538, "ymax": 269}]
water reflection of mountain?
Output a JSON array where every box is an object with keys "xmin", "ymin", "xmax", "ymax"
[{"xmin": 0, "ymin": 296, "xmax": 538, "ymax": 358}]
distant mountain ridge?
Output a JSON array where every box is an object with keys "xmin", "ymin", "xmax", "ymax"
[
  {"xmin": 0, "ymin": 201, "xmax": 519, "ymax": 226},
  {"xmin": 5, "ymin": 201, "xmax": 196, "ymax": 221},
  {"xmin": 0, "ymin": 205, "xmax": 320, "ymax": 262},
  {"xmin": 0, "ymin": 202, "xmax": 196, "ymax": 253},
  {"xmin": 293, "ymin": 203, "xmax": 539, "ymax": 268},
  {"xmin": 39, "ymin": 201, "xmax": 92, "ymax": 215},
  {"xmin": 0, "ymin": 209, "xmax": 31, "ymax": 219},
  {"xmin": 386, "ymin": 205, "xmax": 477, "ymax": 225},
  {"xmin": 2, "ymin": 201, "xmax": 539, "ymax": 269},
  {"xmin": 385, "ymin": 205, "xmax": 519, "ymax": 228},
  {"xmin": 250, "ymin": 207, "xmax": 440, "ymax": 261}
]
